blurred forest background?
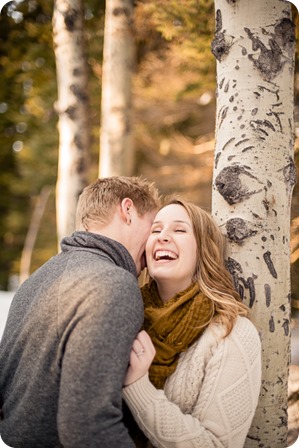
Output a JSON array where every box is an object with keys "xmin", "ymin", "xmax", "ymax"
[{"xmin": 1, "ymin": 0, "xmax": 299, "ymax": 301}]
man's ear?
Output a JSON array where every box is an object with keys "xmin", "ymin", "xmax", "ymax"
[{"xmin": 120, "ymin": 198, "xmax": 134, "ymax": 224}]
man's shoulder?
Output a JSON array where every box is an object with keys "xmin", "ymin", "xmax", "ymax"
[{"xmin": 61, "ymin": 250, "xmax": 136, "ymax": 280}]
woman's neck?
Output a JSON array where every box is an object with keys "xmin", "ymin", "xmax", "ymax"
[{"xmin": 156, "ymin": 279, "xmax": 192, "ymax": 304}]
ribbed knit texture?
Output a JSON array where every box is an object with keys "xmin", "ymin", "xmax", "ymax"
[
  {"xmin": 123, "ymin": 316, "xmax": 261, "ymax": 448},
  {"xmin": 142, "ymin": 282, "xmax": 213, "ymax": 389}
]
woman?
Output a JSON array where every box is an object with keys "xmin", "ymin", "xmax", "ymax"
[{"xmin": 123, "ymin": 197, "xmax": 262, "ymax": 448}]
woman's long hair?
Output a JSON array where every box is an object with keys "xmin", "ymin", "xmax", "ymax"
[{"xmin": 164, "ymin": 196, "xmax": 249, "ymax": 336}]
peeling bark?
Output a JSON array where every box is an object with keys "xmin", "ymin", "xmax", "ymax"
[
  {"xmin": 225, "ymin": 256, "xmax": 242, "ymax": 279},
  {"xmin": 225, "ymin": 257, "xmax": 257, "ymax": 307},
  {"xmin": 245, "ymin": 18, "xmax": 295, "ymax": 82},
  {"xmin": 63, "ymin": 8, "xmax": 79, "ymax": 31},
  {"xmin": 264, "ymin": 283, "xmax": 271, "ymax": 307},
  {"xmin": 113, "ymin": 6, "xmax": 131, "ymax": 18},
  {"xmin": 225, "ymin": 217, "xmax": 258, "ymax": 244},
  {"xmin": 282, "ymin": 319, "xmax": 289, "ymax": 336},
  {"xmin": 274, "ymin": 18, "xmax": 295, "ymax": 52},
  {"xmin": 263, "ymin": 251, "xmax": 278, "ymax": 278},
  {"xmin": 269, "ymin": 315, "xmax": 275, "ymax": 332},
  {"xmin": 215, "ymin": 165, "xmax": 262, "ymax": 205},
  {"xmin": 242, "ymin": 275, "xmax": 256, "ymax": 308},
  {"xmin": 211, "ymin": 10, "xmax": 233, "ymax": 62},
  {"xmin": 281, "ymin": 157, "xmax": 297, "ymax": 189},
  {"xmin": 245, "ymin": 27, "xmax": 285, "ymax": 82}
]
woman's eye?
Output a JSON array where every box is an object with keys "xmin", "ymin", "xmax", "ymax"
[
  {"xmin": 151, "ymin": 229, "xmax": 161, "ymax": 234},
  {"xmin": 175, "ymin": 229, "xmax": 186, "ymax": 233}
]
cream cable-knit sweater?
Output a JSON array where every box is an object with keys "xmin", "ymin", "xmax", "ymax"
[{"xmin": 123, "ymin": 316, "xmax": 262, "ymax": 448}]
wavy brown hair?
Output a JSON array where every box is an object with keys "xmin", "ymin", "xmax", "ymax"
[{"xmin": 163, "ymin": 196, "xmax": 249, "ymax": 336}]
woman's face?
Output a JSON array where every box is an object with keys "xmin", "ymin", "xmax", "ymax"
[{"xmin": 146, "ymin": 204, "xmax": 198, "ymax": 294}]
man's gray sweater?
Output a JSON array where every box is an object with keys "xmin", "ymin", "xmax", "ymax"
[{"xmin": 0, "ymin": 232, "xmax": 143, "ymax": 448}]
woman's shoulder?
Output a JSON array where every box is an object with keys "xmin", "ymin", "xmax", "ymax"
[
  {"xmin": 200, "ymin": 316, "xmax": 261, "ymax": 356},
  {"xmin": 203, "ymin": 316, "xmax": 261, "ymax": 369},
  {"xmin": 208, "ymin": 315, "xmax": 260, "ymax": 339},
  {"xmin": 168, "ymin": 318, "xmax": 261, "ymax": 406},
  {"xmin": 183, "ymin": 317, "xmax": 261, "ymax": 365},
  {"xmin": 230, "ymin": 316, "xmax": 262, "ymax": 361},
  {"xmin": 232, "ymin": 316, "xmax": 261, "ymax": 345}
]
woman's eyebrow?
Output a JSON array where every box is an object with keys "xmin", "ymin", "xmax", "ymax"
[
  {"xmin": 152, "ymin": 219, "xmax": 191, "ymax": 227},
  {"xmin": 173, "ymin": 220, "xmax": 192, "ymax": 227}
]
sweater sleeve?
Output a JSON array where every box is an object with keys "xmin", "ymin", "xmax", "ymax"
[
  {"xmin": 122, "ymin": 317, "xmax": 261, "ymax": 448},
  {"xmin": 57, "ymin": 271, "xmax": 143, "ymax": 448}
]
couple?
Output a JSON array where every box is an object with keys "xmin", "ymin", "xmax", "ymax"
[{"xmin": 0, "ymin": 176, "xmax": 261, "ymax": 448}]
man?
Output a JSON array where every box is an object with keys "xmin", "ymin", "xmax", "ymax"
[{"xmin": 0, "ymin": 176, "xmax": 160, "ymax": 448}]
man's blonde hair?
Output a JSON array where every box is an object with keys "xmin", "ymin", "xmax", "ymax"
[{"xmin": 76, "ymin": 176, "xmax": 161, "ymax": 230}]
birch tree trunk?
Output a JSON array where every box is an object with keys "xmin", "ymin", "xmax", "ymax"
[
  {"xmin": 211, "ymin": 1, "xmax": 296, "ymax": 446},
  {"xmin": 19, "ymin": 186, "xmax": 52, "ymax": 284},
  {"xmin": 53, "ymin": 0, "xmax": 90, "ymax": 243},
  {"xmin": 99, "ymin": 0, "xmax": 135, "ymax": 177}
]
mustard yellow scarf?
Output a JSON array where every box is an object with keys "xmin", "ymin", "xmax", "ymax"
[{"xmin": 141, "ymin": 281, "xmax": 213, "ymax": 389}]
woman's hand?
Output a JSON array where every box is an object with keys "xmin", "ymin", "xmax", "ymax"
[{"xmin": 124, "ymin": 330, "xmax": 156, "ymax": 386}]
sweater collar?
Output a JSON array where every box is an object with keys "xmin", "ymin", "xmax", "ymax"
[{"xmin": 60, "ymin": 231, "xmax": 137, "ymax": 278}]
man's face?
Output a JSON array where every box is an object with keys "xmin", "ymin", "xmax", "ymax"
[{"xmin": 129, "ymin": 209, "xmax": 157, "ymax": 275}]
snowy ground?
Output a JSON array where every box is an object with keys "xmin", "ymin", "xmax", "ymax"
[{"xmin": 0, "ymin": 291, "xmax": 14, "ymax": 340}]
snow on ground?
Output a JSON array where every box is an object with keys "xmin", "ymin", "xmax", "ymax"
[{"xmin": 0, "ymin": 291, "xmax": 14, "ymax": 340}]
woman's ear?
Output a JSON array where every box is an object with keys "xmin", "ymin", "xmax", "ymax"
[{"xmin": 120, "ymin": 198, "xmax": 134, "ymax": 224}]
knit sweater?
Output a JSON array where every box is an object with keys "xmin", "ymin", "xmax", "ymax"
[
  {"xmin": 0, "ymin": 232, "xmax": 143, "ymax": 448},
  {"xmin": 123, "ymin": 316, "xmax": 261, "ymax": 448}
]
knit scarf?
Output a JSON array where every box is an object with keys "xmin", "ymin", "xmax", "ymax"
[{"xmin": 141, "ymin": 281, "xmax": 213, "ymax": 389}]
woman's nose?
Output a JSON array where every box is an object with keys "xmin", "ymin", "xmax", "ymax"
[{"xmin": 158, "ymin": 230, "xmax": 170, "ymax": 242}]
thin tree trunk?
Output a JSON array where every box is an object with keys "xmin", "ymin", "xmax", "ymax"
[
  {"xmin": 211, "ymin": 1, "xmax": 295, "ymax": 446},
  {"xmin": 19, "ymin": 186, "xmax": 52, "ymax": 284},
  {"xmin": 52, "ymin": 0, "xmax": 90, "ymax": 243},
  {"xmin": 99, "ymin": 0, "xmax": 135, "ymax": 177}
]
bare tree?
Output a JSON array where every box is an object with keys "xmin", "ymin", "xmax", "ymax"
[
  {"xmin": 211, "ymin": 0, "xmax": 296, "ymax": 446},
  {"xmin": 99, "ymin": 0, "xmax": 135, "ymax": 177},
  {"xmin": 19, "ymin": 186, "xmax": 52, "ymax": 284},
  {"xmin": 53, "ymin": 0, "xmax": 90, "ymax": 243}
]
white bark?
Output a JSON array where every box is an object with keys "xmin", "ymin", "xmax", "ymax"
[
  {"xmin": 53, "ymin": 0, "xmax": 90, "ymax": 243},
  {"xmin": 99, "ymin": 0, "xmax": 135, "ymax": 177},
  {"xmin": 211, "ymin": 1, "xmax": 295, "ymax": 446}
]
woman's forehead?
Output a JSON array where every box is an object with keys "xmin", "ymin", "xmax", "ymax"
[{"xmin": 154, "ymin": 203, "xmax": 190, "ymax": 222}]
